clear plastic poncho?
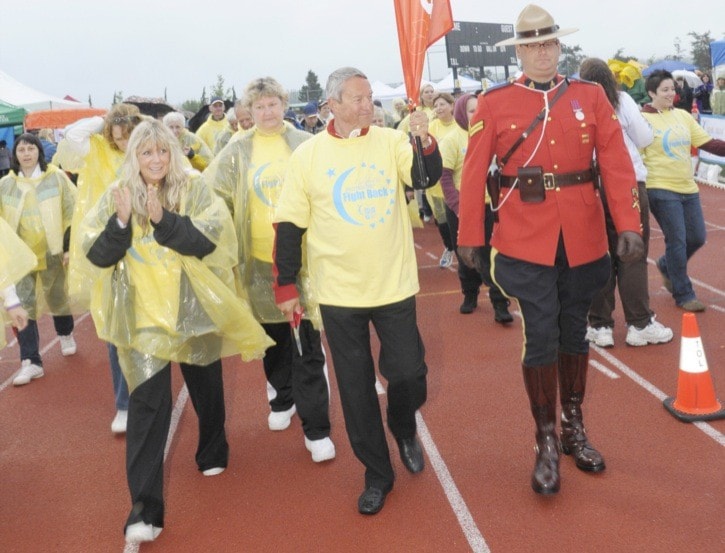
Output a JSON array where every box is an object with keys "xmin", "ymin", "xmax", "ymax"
[
  {"xmin": 0, "ymin": 166, "xmax": 76, "ymax": 319},
  {"xmin": 81, "ymin": 173, "xmax": 274, "ymax": 393},
  {"xmin": 203, "ymin": 122, "xmax": 321, "ymax": 326}
]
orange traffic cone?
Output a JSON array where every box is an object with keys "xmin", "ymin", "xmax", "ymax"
[{"xmin": 664, "ymin": 313, "xmax": 725, "ymax": 422}]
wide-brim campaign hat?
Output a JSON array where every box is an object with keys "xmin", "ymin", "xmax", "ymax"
[{"xmin": 495, "ymin": 4, "xmax": 578, "ymax": 46}]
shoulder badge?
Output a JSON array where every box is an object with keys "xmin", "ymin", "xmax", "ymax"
[{"xmin": 469, "ymin": 120, "xmax": 484, "ymax": 137}]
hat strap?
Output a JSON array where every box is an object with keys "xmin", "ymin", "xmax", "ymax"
[{"xmin": 517, "ymin": 25, "xmax": 559, "ymax": 40}]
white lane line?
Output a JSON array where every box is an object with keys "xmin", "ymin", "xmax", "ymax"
[
  {"xmin": 647, "ymin": 257, "xmax": 725, "ymax": 299},
  {"xmin": 123, "ymin": 384, "xmax": 190, "ymax": 553},
  {"xmin": 709, "ymin": 304, "xmax": 725, "ymax": 313},
  {"xmin": 416, "ymin": 411, "xmax": 490, "ymax": 553},
  {"xmin": 0, "ymin": 312, "xmax": 91, "ymax": 393},
  {"xmin": 591, "ymin": 345, "xmax": 725, "ymax": 447},
  {"xmin": 589, "ymin": 359, "xmax": 620, "ymax": 379}
]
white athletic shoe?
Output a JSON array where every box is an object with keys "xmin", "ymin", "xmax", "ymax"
[
  {"xmin": 111, "ymin": 410, "xmax": 128, "ymax": 434},
  {"xmin": 13, "ymin": 360, "xmax": 44, "ymax": 386},
  {"xmin": 439, "ymin": 249, "xmax": 454, "ymax": 268},
  {"xmin": 125, "ymin": 521, "xmax": 162, "ymax": 544},
  {"xmin": 268, "ymin": 405, "xmax": 296, "ymax": 431},
  {"xmin": 626, "ymin": 317, "xmax": 674, "ymax": 347},
  {"xmin": 202, "ymin": 467, "xmax": 226, "ymax": 476},
  {"xmin": 585, "ymin": 326, "xmax": 614, "ymax": 348},
  {"xmin": 59, "ymin": 334, "xmax": 77, "ymax": 356},
  {"xmin": 304, "ymin": 437, "xmax": 336, "ymax": 463}
]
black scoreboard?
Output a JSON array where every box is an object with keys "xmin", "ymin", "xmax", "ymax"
[{"xmin": 444, "ymin": 21, "xmax": 517, "ymax": 69}]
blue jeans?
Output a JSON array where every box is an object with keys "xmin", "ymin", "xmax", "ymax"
[
  {"xmin": 108, "ymin": 343, "xmax": 129, "ymax": 411},
  {"xmin": 647, "ymin": 189, "xmax": 706, "ymax": 305}
]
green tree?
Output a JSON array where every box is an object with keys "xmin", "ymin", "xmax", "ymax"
[
  {"xmin": 298, "ymin": 70, "xmax": 323, "ymax": 103},
  {"xmin": 182, "ymin": 99, "xmax": 202, "ymax": 113},
  {"xmin": 211, "ymin": 74, "xmax": 226, "ymax": 99},
  {"xmin": 666, "ymin": 37, "xmax": 684, "ymax": 61},
  {"xmin": 689, "ymin": 31, "xmax": 714, "ymax": 72},
  {"xmin": 611, "ymin": 48, "xmax": 640, "ymax": 63},
  {"xmin": 558, "ymin": 44, "xmax": 585, "ymax": 76},
  {"xmin": 200, "ymin": 87, "xmax": 207, "ymax": 106}
]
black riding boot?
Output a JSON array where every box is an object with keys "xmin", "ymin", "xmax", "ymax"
[
  {"xmin": 558, "ymin": 351, "xmax": 606, "ymax": 473},
  {"xmin": 522, "ymin": 363, "xmax": 560, "ymax": 494}
]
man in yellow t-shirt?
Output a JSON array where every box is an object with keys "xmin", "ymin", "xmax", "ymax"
[{"xmin": 274, "ymin": 67, "xmax": 441, "ymax": 516}]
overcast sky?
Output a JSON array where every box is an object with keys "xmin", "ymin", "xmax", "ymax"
[{"xmin": 1, "ymin": 0, "xmax": 721, "ymax": 108}]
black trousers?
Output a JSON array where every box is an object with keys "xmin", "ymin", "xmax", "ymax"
[
  {"xmin": 320, "ymin": 296, "xmax": 427, "ymax": 490},
  {"xmin": 493, "ymin": 238, "xmax": 610, "ymax": 365},
  {"xmin": 17, "ymin": 315, "xmax": 74, "ymax": 366},
  {"xmin": 446, "ymin": 203, "xmax": 507, "ymax": 304},
  {"xmin": 262, "ymin": 321, "xmax": 331, "ymax": 440},
  {"xmin": 125, "ymin": 359, "xmax": 228, "ymax": 529}
]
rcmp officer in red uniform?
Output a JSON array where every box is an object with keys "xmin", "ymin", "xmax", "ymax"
[{"xmin": 458, "ymin": 5, "xmax": 644, "ymax": 495}]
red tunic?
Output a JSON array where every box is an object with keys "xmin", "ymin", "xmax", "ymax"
[{"xmin": 458, "ymin": 75, "xmax": 642, "ymax": 267}]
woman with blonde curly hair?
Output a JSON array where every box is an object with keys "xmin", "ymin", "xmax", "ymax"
[
  {"xmin": 55, "ymin": 103, "xmax": 145, "ymax": 434},
  {"xmin": 83, "ymin": 119, "xmax": 271, "ymax": 544}
]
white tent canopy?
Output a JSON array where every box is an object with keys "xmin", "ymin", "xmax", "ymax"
[
  {"xmin": 370, "ymin": 80, "xmax": 398, "ymax": 100},
  {"xmin": 434, "ymin": 71, "xmax": 492, "ymax": 93},
  {"xmin": 0, "ymin": 69, "xmax": 86, "ymax": 112}
]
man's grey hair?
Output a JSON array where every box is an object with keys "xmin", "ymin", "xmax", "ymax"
[{"xmin": 325, "ymin": 67, "xmax": 368, "ymax": 101}]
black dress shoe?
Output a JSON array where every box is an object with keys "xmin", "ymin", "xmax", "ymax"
[
  {"xmin": 460, "ymin": 293, "xmax": 478, "ymax": 314},
  {"xmin": 397, "ymin": 436, "xmax": 425, "ymax": 473},
  {"xmin": 493, "ymin": 302, "xmax": 514, "ymax": 324},
  {"xmin": 358, "ymin": 486, "xmax": 391, "ymax": 515}
]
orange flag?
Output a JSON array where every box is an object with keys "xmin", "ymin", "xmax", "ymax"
[{"xmin": 394, "ymin": 0, "xmax": 454, "ymax": 108}]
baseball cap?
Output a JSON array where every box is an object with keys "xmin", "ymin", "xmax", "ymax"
[
  {"xmin": 210, "ymin": 96, "xmax": 224, "ymax": 105},
  {"xmin": 303, "ymin": 102, "xmax": 318, "ymax": 116}
]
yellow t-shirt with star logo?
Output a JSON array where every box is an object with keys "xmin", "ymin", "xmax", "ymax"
[{"xmin": 275, "ymin": 126, "xmax": 419, "ymax": 307}]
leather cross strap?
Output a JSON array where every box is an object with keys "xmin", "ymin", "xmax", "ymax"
[
  {"xmin": 497, "ymin": 79, "xmax": 570, "ymax": 171},
  {"xmin": 500, "ymin": 168, "xmax": 594, "ymax": 190}
]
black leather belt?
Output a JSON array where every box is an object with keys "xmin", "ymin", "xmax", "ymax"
[{"xmin": 500, "ymin": 169, "xmax": 594, "ymax": 190}]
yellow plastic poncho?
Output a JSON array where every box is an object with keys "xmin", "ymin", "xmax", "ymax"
[
  {"xmin": 203, "ymin": 122, "xmax": 321, "ymax": 326},
  {"xmin": 0, "ymin": 165, "xmax": 76, "ymax": 319},
  {"xmin": 180, "ymin": 130, "xmax": 213, "ymax": 172},
  {"xmin": 0, "ymin": 216, "xmax": 38, "ymax": 349},
  {"xmin": 81, "ymin": 174, "xmax": 273, "ymax": 392},
  {"xmin": 58, "ymin": 134, "xmax": 126, "ymax": 312}
]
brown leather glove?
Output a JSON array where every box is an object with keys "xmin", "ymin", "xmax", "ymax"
[{"xmin": 616, "ymin": 231, "xmax": 644, "ymax": 263}]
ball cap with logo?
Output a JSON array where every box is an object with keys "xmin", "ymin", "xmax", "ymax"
[{"xmin": 495, "ymin": 4, "xmax": 578, "ymax": 47}]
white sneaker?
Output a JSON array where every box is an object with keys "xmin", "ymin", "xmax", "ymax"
[
  {"xmin": 439, "ymin": 249, "xmax": 454, "ymax": 268},
  {"xmin": 585, "ymin": 326, "xmax": 614, "ymax": 348},
  {"xmin": 304, "ymin": 437, "xmax": 336, "ymax": 463},
  {"xmin": 202, "ymin": 467, "xmax": 225, "ymax": 476},
  {"xmin": 268, "ymin": 405, "xmax": 296, "ymax": 431},
  {"xmin": 626, "ymin": 317, "xmax": 674, "ymax": 347},
  {"xmin": 111, "ymin": 410, "xmax": 128, "ymax": 434},
  {"xmin": 13, "ymin": 360, "xmax": 44, "ymax": 386},
  {"xmin": 125, "ymin": 521, "xmax": 162, "ymax": 543},
  {"xmin": 59, "ymin": 334, "xmax": 76, "ymax": 356}
]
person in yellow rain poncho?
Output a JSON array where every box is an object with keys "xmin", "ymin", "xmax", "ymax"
[
  {"xmin": 55, "ymin": 103, "xmax": 145, "ymax": 434},
  {"xmin": 426, "ymin": 92, "xmax": 459, "ymax": 268},
  {"xmin": 204, "ymin": 76, "xmax": 335, "ymax": 464},
  {"xmin": 162, "ymin": 111, "xmax": 213, "ymax": 172},
  {"xmin": 0, "ymin": 134, "xmax": 77, "ymax": 387},
  {"xmin": 82, "ymin": 120, "xmax": 273, "ymax": 545},
  {"xmin": 0, "ymin": 216, "xmax": 36, "ymax": 350}
]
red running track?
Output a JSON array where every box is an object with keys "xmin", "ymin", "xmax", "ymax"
[{"xmin": 0, "ymin": 185, "xmax": 723, "ymax": 552}]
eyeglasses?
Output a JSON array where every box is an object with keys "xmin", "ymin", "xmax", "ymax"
[{"xmin": 521, "ymin": 40, "xmax": 560, "ymax": 51}]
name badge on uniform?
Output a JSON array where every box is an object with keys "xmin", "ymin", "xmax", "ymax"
[{"xmin": 571, "ymin": 100, "xmax": 585, "ymax": 121}]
